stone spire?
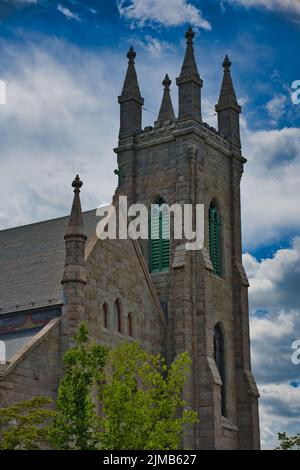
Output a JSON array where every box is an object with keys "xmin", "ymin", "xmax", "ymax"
[
  {"xmin": 118, "ymin": 46, "xmax": 144, "ymax": 139},
  {"xmin": 62, "ymin": 175, "xmax": 87, "ymax": 286},
  {"xmin": 61, "ymin": 175, "xmax": 87, "ymax": 351},
  {"xmin": 64, "ymin": 175, "xmax": 86, "ymax": 240},
  {"xmin": 156, "ymin": 74, "xmax": 175, "ymax": 124},
  {"xmin": 176, "ymin": 26, "xmax": 203, "ymax": 122},
  {"xmin": 215, "ymin": 55, "xmax": 241, "ymax": 148}
]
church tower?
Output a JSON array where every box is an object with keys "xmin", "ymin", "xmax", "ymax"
[{"xmin": 114, "ymin": 30, "xmax": 260, "ymax": 450}]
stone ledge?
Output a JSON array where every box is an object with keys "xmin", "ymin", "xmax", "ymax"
[
  {"xmin": 172, "ymin": 244, "xmax": 186, "ymax": 269},
  {"xmin": 244, "ymin": 369, "xmax": 260, "ymax": 398},
  {"xmin": 221, "ymin": 417, "xmax": 239, "ymax": 432},
  {"xmin": 201, "ymin": 247, "xmax": 214, "ymax": 271},
  {"xmin": 207, "ymin": 356, "xmax": 222, "ymax": 386}
]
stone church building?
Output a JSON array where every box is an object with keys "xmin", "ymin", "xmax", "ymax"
[{"xmin": 0, "ymin": 28, "xmax": 260, "ymax": 449}]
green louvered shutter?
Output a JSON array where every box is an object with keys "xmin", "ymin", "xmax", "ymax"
[
  {"xmin": 209, "ymin": 203, "xmax": 222, "ymax": 276},
  {"xmin": 161, "ymin": 208, "xmax": 170, "ymax": 271},
  {"xmin": 150, "ymin": 207, "xmax": 160, "ymax": 272},
  {"xmin": 149, "ymin": 201, "xmax": 170, "ymax": 272}
]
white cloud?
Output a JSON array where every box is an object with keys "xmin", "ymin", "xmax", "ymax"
[
  {"xmin": 0, "ymin": 40, "xmax": 119, "ymax": 228},
  {"xmin": 129, "ymin": 35, "xmax": 173, "ymax": 58},
  {"xmin": 244, "ymin": 240, "xmax": 300, "ymax": 448},
  {"xmin": 117, "ymin": 0, "xmax": 211, "ymax": 29},
  {"xmin": 265, "ymin": 93, "xmax": 288, "ymax": 123},
  {"xmin": 57, "ymin": 4, "xmax": 81, "ymax": 21},
  {"xmin": 244, "ymin": 239, "xmax": 300, "ymax": 310},
  {"xmin": 241, "ymin": 126, "xmax": 300, "ymax": 248},
  {"xmin": 224, "ymin": 0, "xmax": 300, "ymax": 16},
  {"xmin": 0, "ymin": 36, "xmax": 184, "ymax": 230}
]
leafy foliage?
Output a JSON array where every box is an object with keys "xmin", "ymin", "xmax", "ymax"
[
  {"xmin": 277, "ymin": 432, "xmax": 300, "ymax": 450},
  {"xmin": 50, "ymin": 322, "xmax": 108, "ymax": 450},
  {"xmin": 0, "ymin": 396, "xmax": 55, "ymax": 450},
  {"xmin": 0, "ymin": 323, "xmax": 197, "ymax": 451},
  {"xmin": 99, "ymin": 341, "xmax": 198, "ymax": 450}
]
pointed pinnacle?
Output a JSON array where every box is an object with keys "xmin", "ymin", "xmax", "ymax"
[{"xmin": 65, "ymin": 174, "xmax": 86, "ymax": 240}]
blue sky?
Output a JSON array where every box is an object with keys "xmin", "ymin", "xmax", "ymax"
[{"xmin": 0, "ymin": 0, "xmax": 300, "ymax": 449}]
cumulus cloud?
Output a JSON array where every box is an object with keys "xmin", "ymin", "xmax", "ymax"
[
  {"xmin": 244, "ymin": 239, "xmax": 300, "ymax": 448},
  {"xmin": 117, "ymin": 0, "xmax": 211, "ymax": 29},
  {"xmin": 0, "ymin": 40, "xmax": 119, "ymax": 228},
  {"xmin": 241, "ymin": 126, "xmax": 300, "ymax": 249},
  {"xmin": 0, "ymin": 35, "xmax": 185, "ymax": 230},
  {"xmin": 265, "ymin": 93, "xmax": 288, "ymax": 124},
  {"xmin": 224, "ymin": 0, "xmax": 300, "ymax": 16}
]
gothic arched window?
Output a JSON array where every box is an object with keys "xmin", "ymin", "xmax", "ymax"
[
  {"xmin": 149, "ymin": 197, "xmax": 170, "ymax": 273},
  {"xmin": 114, "ymin": 299, "xmax": 122, "ymax": 333},
  {"xmin": 103, "ymin": 303, "xmax": 109, "ymax": 329},
  {"xmin": 128, "ymin": 313, "xmax": 133, "ymax": 337},
  {"xmin": 214, "ymin": 323, "xmax": 227, "ymax": 417},
  {"xmin": 209, "ymin": 201, "xmax": 222, "ymax": 276}
]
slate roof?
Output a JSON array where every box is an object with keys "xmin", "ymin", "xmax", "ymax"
[{"xmin": 0, "ymin": 209, "xmax": 97, "ymax": 315}]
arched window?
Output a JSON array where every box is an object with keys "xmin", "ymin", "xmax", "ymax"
[
  {"xmin": 114, "ymin": 299, "xmax": 122, "ymax": 333},
  {"xmin": 149, "ymin": 197, "xmax": 170, "ymax": 273},
  {"xmin": 127, "ymin": 313, "xmax": 133, "ymax": 337},
  {"xmin": 209, "ymin": 201, "xmax": 222, "ymax": 276},
  {"xmin": 214, "ymin": 324, "xmax": 227, "ymax": 417},
  {"xmin": 103, "ymin": 303, "xmax": 109, "ymax": 329}
]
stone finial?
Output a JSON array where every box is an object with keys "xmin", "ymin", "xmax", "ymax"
[
  {"xmin": 223, "ymin": 54, "xmax": 231, "ymax": 70},
  {"xmin": 127, "ymin": 46, "xmax": 136, "ymax": 63},
  {"xmin": 157, "ymin": 73, "xmax": 175, "ymax": 124},
  {"xmin": 162, "ymin": 73, "xmax": 172, "ymax": 90},
  {"xmin": 72, "ymin": 174, "xmax": 83, "ymax": 193},
  {"xmin": 185, "ymin": 25, "xmax": 195, "ymax": 44},
  {"xmin": 65, "ymin": 174, "xmax": 86, "ymax": 240}
]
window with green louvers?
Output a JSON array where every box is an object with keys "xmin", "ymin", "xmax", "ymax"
[
  {"xmin": 149, "ymin": 199, "xmax": 170, "ymax": 273},
  {"xmin": 209, "ymin": 201, "xmax": 222, "ymax": 276}
]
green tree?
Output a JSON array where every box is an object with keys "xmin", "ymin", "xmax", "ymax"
[
  {"xmin": 277, "ymin": 432, "xmax": 300, "ymax": 450},
  {"xmin": 50, "ymin": 322, "xmax": 108, "ymax": 450},
  {"xmin": 99, "ymin": 341, "xmax": 198, "ymax": 450},
  {"xmin": 0, "ymin": 396, "xmax": 54, "ymax": 450}
]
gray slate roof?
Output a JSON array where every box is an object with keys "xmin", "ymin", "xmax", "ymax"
[{"xmin": 0, "ymin": 210, "xmax": 97, "ymax": 315}]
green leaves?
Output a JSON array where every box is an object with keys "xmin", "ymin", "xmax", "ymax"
[
  {"xmin": 99, "ymin": 342, "xmax": 198, "ymax": 450},
  {"xmin": 50, "ymin": 322, "xmax": 108, "ymax": 450},
  {"xmin": 277, "ymin": 432, "xmax": 300, "ymax": 450},
  {"xmin": 0, "ymin": 396, "xmax": 55, "ymax": 450},
  {"xmin": 0, "ymin": 323, "xmax": 197, "ymax": 451}
]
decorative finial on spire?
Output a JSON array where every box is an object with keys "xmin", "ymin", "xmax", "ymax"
[
  {"xmin": 65, "ymin": 174, "xmax": 86, "ymax": 240},
  {"xmin": 127, "ymin": 46, "xmax": 136, "ymax": 63},
  {"xmin": 185, "ymin": 26, "xmax": 195, "ymax": 44},
  {"xmin": 223, "ymin": 55, "xmax": 231, "ymax": 70},
  {"xmin": 176, "ymin": 25, "xmax": 203, "ymax": 121},
  {"xmin": 118, "ymin": 46, "xmax": 144, "ymax": 138},
  {"xmin": 215, "ymin": 55, "xmax": 241, "ymax": 148},
  {"xmin": 157, "ymin": 73, "xmax": 175, "ymax": 124},
  {"xmin": 72, "ymin": 174, "xmax": 83, "ymax": 193},
  {"xmin": 162, "ymin": 73, "xmax": 171, "ymax": 90}
]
